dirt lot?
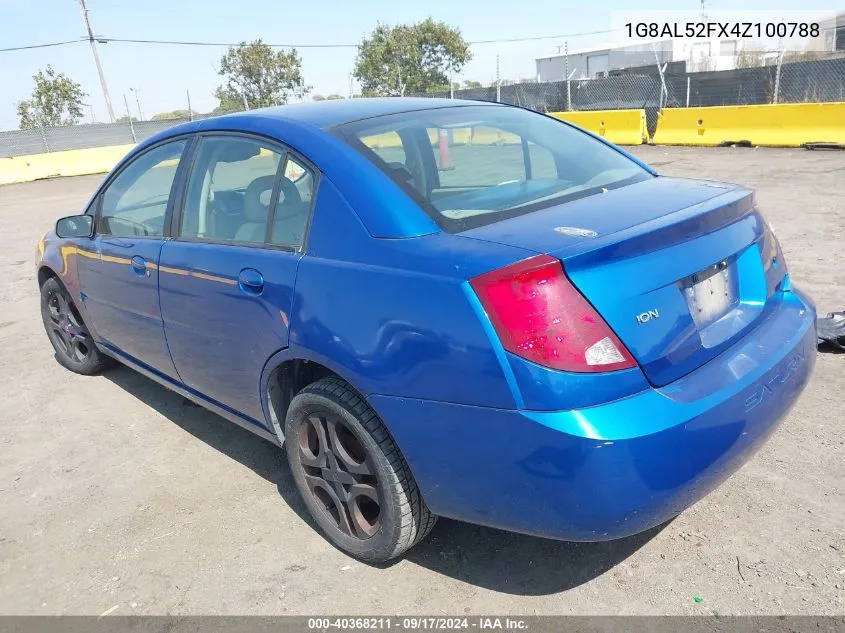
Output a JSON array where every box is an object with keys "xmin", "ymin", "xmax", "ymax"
[{"xmin": 0, "ymin": 146, "xmax": 843, "ymax": 616}]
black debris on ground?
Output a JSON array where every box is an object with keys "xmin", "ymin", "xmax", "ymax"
[{"xmin": 817, "ymin": 311, "xmax": 845, "ymax": 351}]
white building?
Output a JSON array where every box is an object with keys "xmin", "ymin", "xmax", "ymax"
[
  {"xmin": 536, "ymin": 11, "xmax": 845, "ymax": 82},
  {"xmin": 536, "ymin": 39, "xmax": 742, "ymax": 83},
  {"xmin": 818, "ymin": 11, "xmax": 845, "ymax": 51}
]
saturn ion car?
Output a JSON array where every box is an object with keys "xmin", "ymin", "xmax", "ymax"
[{"xmin": 36, "ymin": 99, "xmax": 816, "ymax": 561}]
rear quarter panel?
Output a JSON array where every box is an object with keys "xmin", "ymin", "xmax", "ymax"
[{"xmin": 288, "ymin": 177, "xmax": 536, "ymax": 409}]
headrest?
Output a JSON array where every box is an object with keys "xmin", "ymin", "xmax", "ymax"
[{"xmin": 243, "ymin": 175, "xmax": 276, "ymax": 222}]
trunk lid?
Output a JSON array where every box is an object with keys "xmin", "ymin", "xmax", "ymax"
[{"xmin": 461, "ymin": 176, "xmax": 786, "ymax": 386}]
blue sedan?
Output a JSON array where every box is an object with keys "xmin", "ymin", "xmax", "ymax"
[{"xmin": 37, "ymin": 99, "xmax": 816, "ymax": 562}]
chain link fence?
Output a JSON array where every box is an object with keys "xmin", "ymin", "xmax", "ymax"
[
  {"xmin": 1, "ymin": 54, "xmax": 843, "ymax": 157},
  {"xmin": 0, "ymin": 110, "xmax": 243, "ymax": 158},
  {"xmin": 664, "ymin": 55, "xmax": 845, "ymax": 107},
  {"xmin": 411, "ymin": 53, "xmax": 845, "ymax": 137}
]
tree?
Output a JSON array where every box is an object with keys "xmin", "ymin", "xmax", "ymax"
[
  {"xmin": 215, "ymin": 39, "xmax": 309, "ymax": 111},
  {"xmin": 783, "ymin": 47, "xmax": 827, "ymax": 63},
  {"xmin": 462, "ymin": 79, "xmax": 482, "ymax": 89},
  {"xmin": 311, "ymin": 94, "xmax": 344, "ymax": 102},
  {"xmin": 16, "ymin": 66, "xmax": 86, "ymax": 130},
  {"xmin": 734, "ymin": 42, "xmax": 767, "ymax": 69},
  {"xmin": 115, "ymin": 115, "xmax": 138, "ymax": 123},
  {"xmin": 151, "ymin": 109, "xmax": 195, "ymax": 120},
  {"xmin": 354, "ymin": 18, "xmax": 471, "ymax": 96}
]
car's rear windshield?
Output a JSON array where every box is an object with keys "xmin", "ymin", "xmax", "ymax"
[{"xmin": 334, "ymin": 104, "xmax": 652, "ymax": 232}]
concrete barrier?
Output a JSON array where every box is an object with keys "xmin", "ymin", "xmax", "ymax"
[
  {"xmin": 550, "ymin": 109, "xmax": 649, "ymax": 145},
  {"xmin": 653, "ymin": 103, "xmax": 845, "ymax": 147},
  {"xmin": 0, "ymin": 144, "xmax": 135, "ymax": 186}
]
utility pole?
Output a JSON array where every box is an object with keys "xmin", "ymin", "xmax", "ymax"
[
  {"xmin": 186, "ymin": 90, "xmax": 194, "ymax": 120},
  {"xmin": 130, "ymin": 87, "xmax": 143, "ymax": 120},
  {"xmin": 77, "ymin": 0, "xmax": 115, "ymax": 122}
]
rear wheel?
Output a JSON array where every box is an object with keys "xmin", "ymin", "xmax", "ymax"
[
  {"xmin": 40, "ymin": 277, "xmax": 114, "ymax": 375},
  {"xmin": 285, "ymin": 377, "xmax": 436, "ymax": 562}
]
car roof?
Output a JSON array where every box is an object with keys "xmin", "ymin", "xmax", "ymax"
[{"xmin": 212, "ymin": 97, "xmax": 499, "ymax": 130}]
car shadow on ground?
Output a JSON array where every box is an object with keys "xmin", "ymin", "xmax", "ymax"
[{"xmin": 104, "ymin": 365, "xmax": 663, "ymax": 596}]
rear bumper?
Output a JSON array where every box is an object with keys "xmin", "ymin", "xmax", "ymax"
[{"xmin": 370, "ymin": 288, "xmax": 816, "ymax": 541}]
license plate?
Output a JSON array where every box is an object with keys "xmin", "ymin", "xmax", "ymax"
[{"xmin": 683, "ymin": 259, "xmax": 738, "ymax": 328}]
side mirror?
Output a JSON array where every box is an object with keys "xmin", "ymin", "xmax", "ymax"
[{"xmin": 55, "ymin": 214, "xmax": 94, "ymax": 239}]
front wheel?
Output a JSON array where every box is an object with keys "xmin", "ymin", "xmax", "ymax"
[
  {"xmin": 40, "ymin": 277, "xmax": 114, "ymax": 375},
  {"xmin": 285, "ymin": 377, "xmax": 437, "ymax": 562}
]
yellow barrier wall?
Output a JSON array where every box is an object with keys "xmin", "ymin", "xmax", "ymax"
[
  {"xmin": 361, "ymin": 127, "xmax": 521, "ymax": 149},
  {"xmin": 0, "ymin": 144, "xmax": 135, "ymax": 186},
  {"xmin": 653, "ymin": 103, "xmax": 845, "ymax": 147},
  {"xmin": 550, "ymin": 109, "xmax": 649, "ymax": 145}
]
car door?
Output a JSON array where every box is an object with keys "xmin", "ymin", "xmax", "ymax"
[
  {"xmin": 158, "ymin": 134, "xmax": 316, "ymax": 424},
  {"xmin": 76, "ymin": 138, "xmax": 189, "ymax": 379}
]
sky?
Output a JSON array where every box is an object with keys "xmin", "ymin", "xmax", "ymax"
[{"xmin": 1, "ymin": 0, "xmax": 841, "ymax": 129}]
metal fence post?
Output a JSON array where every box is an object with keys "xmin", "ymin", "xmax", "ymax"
[
  {"xmin": 496, "ymin": 54, "xmax": 501, "ymax": 103},
  {"xmin": 38, "ymin": 121, "xmax": 49, "ymax": 152},
  {"xmin": 241, "ymin": 82, "xmax": 249, "ymax": 110},
  {"xmin": 686, "ymin": 76, "xmax": 691, "ymax": 107},
  {"xmin": 123, "ymin": 94, "xmax": 137, "ymax": 143},
  {"xmin": 564, "ymin": 41, "xmax": 569, "ymax": 111},
  {"xmin": 187, "ymin": 90, "xmax": 194, "ymax": 121},
  {"xmin": 773, "ymin": 50, "xmax": 784, "ymax": 104},
  {"xmin": 653, "ymin": 45, "xmax": 669, "ymax": 110}
]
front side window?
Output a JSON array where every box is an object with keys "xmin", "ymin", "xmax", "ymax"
[
  {"xmin": 336, "ymin": 105, "xmax": 650, "ymax": 232},
  {"xmin": 99, "ymin": 139, "xmax": 186, "ymax": 237}
]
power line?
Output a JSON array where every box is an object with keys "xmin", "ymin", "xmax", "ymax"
[
  {"xmin": 101, "ymin": 30, "xmax": 616, "ymax": 47},
  {"xmin": 0, "ymin": 39, "xmax": 83, "ymax": 52},
  {"xmin": 0, "ymin": 28, "xmax": 619, "ymax": 54},
  {"xmin": 99, "ymin": 37, "xmax": 358, "ymax": 48},
  {"xmin": 469, "ymin": 29, "xmax": 617, "ymax": 44}
]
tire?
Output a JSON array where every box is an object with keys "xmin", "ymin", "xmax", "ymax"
[
  {"xmin": 40, "ymin": 277, "xmax": 115, "ymax": 376},
  {"xmin": 285, "ymin": 376, "xmax": 437, "ymax": 562}
]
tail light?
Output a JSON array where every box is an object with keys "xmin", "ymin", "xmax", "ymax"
[{"xmin": 470, "ymin": 255, "xmax": 636, "ymax": 373}]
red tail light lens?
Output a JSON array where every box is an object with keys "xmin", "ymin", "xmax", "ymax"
[{"xmin": 470, "ymin": 255, "xmax": 636, "ymax": 373}]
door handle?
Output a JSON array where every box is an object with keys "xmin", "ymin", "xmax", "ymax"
[
  {"xmin": 238, "ymin": 268, "xmax": 264, "ymax": 296},
  {"xmin": 130, "ymin": 255, "xmax": 150, "ymax": 277}
]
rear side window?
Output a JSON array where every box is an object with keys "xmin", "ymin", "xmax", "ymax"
[
  {"xmin": 359, "ymin": 130, "xmax": 406, "ymax": 166},
  {"xmin": 98, "ymin": 140, "xmax": 186, "ymax": 237},
  {"xmin": 179, "ymin": 136, "xmax": 315, "ymax": 248},
  {"xmin": 269, "ymin": 156, "xmax": 315, "ymax": 248},
  {"xmin": 181, "ymin": 136, "xmax": 282, "ymax": 244},
  {"xmin": 336, "ymin": 105, "xmax": 650, "ymax": 232}
]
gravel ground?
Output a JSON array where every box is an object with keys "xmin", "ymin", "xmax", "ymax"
[{"xmin": 0, "ymin": 146, "xmax": 843, "ymax": 616}]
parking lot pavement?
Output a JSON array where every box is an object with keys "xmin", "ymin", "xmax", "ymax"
[{"xmin": 0, "ymin": 147, "xmax": 843, "ymax": 615}]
